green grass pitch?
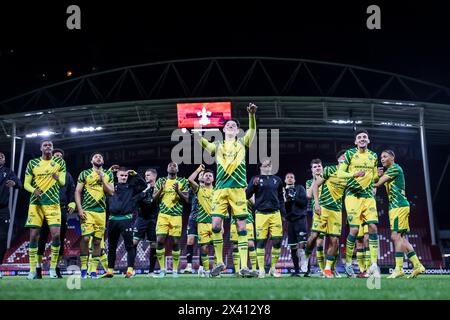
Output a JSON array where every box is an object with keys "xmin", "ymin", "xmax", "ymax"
[{"xmin": 1, "ymin": 274, "xmax": 450, "ymax": 300}]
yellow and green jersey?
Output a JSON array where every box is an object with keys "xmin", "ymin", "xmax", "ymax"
[
  {"xmin": 200, "ymin": 114, "xmax": 256, "ymax": 189},
  {"xmin": 338, "ymin": 147, "xmax": 378, "ymax": 198},
  {"xmin": 78, "ymin": 168, "xmax": 114, "ymax": 213},
  {"xmin": 384, "ymin": 163, "xmax": 409, "ymax": 209},
  {"xmin": 319, "ymin": 165, "xmax": 348, "ymax": 212},
  {"xmin": 306, "ymin": 178, "xmax": 322, "ymax": 210},
  {"xmin": 231, "ymin": 200, "xmax": 255, "ymax": 224},
  {"xmin": 155, "ymin": 176, "xmax": 189, "ymax": 216},
  {"xmin": 25, "ymin": 156, "xmax": 66, "ymax": 206},
  {"xmin": 196, "ymin": 185, "xmax": 214, "ymax": 223}
]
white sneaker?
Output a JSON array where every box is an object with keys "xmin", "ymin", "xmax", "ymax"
[
  {"xmin": 182, "ymin": 264, "xmax": 193, "ymax": 274},
  {"xmin": 197, "ymin": 266, "xmax": 204, "ymax": 277},
  {"xmin": 269, "ymin": 267, "xmax": 281, "ymax": 278},
  {"xmin": 172, "ymin": 270, "xmax": 179, "ymax": 278},
  {"xmin": 368, "ymin": 263, "xmax": 381, "ymax": 278},
  {"xmin": 344, "ymin": 262, "xmax": 355, "ymax": 278},
  {"xmin": 27, "ymin": 271, "xmax": 37, "ymax": 280},
  {"xmin": 258, "ymin": 270, "xmax": 266, "ymax": 279},
  {"xmin": 49, "ymin": 269, "xmax": 58, "ymax": 279},
  {"xmin": 333, "ymin": 270, "xmax": 343, "ymax": 278},
  {"xmin": 299, "ymin": 249, "xmax": 308, "ymax": 272},
  {"xmin": 147, "ymin": 272, "xmax": 154, "ymax": 277},
  {"xmin": 155, "ymin": 270, "xmax": 166, "ymax": 278}
]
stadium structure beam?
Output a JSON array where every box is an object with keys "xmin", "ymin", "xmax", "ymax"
[
  {"xmin": 433, "ymin": 152, "xmax": 450, "ymax": 203},
  {"xmin": 420, "ymin": 108, "xmax": 437, "ymax": 245},
  {"xmin": 8, "ymin": 138, "xmax": 25, "ymax": 248}
]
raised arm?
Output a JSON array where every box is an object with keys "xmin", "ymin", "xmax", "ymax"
[
  {"xmin": 193, "ymin": 131, "xmax": 216, "ymax": 155},
  {"xmin": 243, "ymin": 103, "xmax": 257, "ymax": 147},
  {"xmin": 188, "ymin": 164, "xmax": 204, "ymax": 193}
]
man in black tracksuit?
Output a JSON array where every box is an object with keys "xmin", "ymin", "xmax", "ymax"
[
  {"xmin": 36, "ymin": 148, "xmax": 76, "ymax": 278},
  {"xmin": 284, "ymin": 172, "xmax": 308, "ymax": 276},
  {"xmin": 105, "ymin": 167, "xmax": 146, "ymax": 278},
  {"xmin": 246, "ymin": 159, "xmax": 286, "ymax": 278},
  {"xmin": 0, "ymin": 152, "xmax": 22, "ymax": 279},
  {"xmin": 132, "ymin": 168, "xmax": 159, "ymax": 276}
]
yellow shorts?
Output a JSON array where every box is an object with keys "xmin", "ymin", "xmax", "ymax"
[
  {"xmin": 311, "ymin": 211, "xmax": 326, "ymax": 236},
  {"xmin": 230, "ymin": 222, "xmax": 255, "ymax": 242},
  {"xmin": 26, "ymin": 204, "xmax": 61, "ymax": 228},
  {"xmin": 389, "ymin": 207, "xmax": 410, "ymax": 233},
  {"xmin": 315, "ymin": 207, "xmax": 342, "ymax": 237},
  {"xmin": 198, "ymin": 223, "xmax": 213, "ymax": 245},
  {"xmin": 81, "ymin": 211, "xmax": 106, "ymax": 239},
  {"xmin": 345, "ymin": 195, "xmax": 378, "ymax": 228},
  {"xmin": 255, "ymin": 211, "xmax": 283, "ymax": 240},
  {"xmin": 357, "ymin": 224, "xmax": 369, "ymax": 239},
  {"xmin": 211, "ymin": 188, "xmax": 248, "ymax": 219},
  {"xmin": 156, "ymin": 213, "xmax": 182, "ymax": 238}
]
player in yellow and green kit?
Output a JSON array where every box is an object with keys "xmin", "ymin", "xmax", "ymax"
[
  {"xmin": 337, "ymin": 129, "xmax": 380, "ymax": 277},
  {"xmin": 375, "ymin": 150, "xmax": 425, "ymax": 278},
  {"xmin": 153, "ymin": 162, "xmax": 189, "ymax": 278},
  {"xmin": 24, "ymin": 140, "xmax": 66, "ymax": 279},
  {"xmin": 304, "ymin": 159, "xmax": 325, "ymax": 277},
  {"xmin": 195, "ymin": 103, "xmax": 257, "ymax": 277},
  {"xmin": 312, "ymin": 150, "xmax": 349, "ymax": 278},
  {"xmin": 75, "ymin": 153, "xmax": 114, "ymax": 279},
  {"xmin": 187, "ymin": 164, "xmax": 215, "ymax": 277}
]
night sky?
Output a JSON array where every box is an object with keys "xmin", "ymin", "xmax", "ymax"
[{"xmin": 1, "ymin": 1, "xmax": 450, "ymax": 101}]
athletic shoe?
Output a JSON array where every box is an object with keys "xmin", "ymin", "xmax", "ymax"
[
  {"xmin": 211, "ymin": 262, "xmax": 225, "ymax": 277},
  {"xmin": 407, "ymin": 264, "xmax": 426, "ymax": 279},
  {"xmin": 49, "ymin": 269, "xmax": 58, "ymax": 279},
  {"xmin": 147, "ymin": 272, "xmax": 154, "ymax": 278},
  {"xmin": 249, "ymin": 270, "xmax": 259, "ymax": 278},
  {"xmin": 100, "ymin": 272, "xmax": 114, "ymax": 278},
  {"xmin": 290, "ymin": 272, "xmax": 301, "ymax": 277},
  {"xmin": 269, "ymin": 267, "xmax": 281, "ymax": 278},
  {"xmin": 80, "ymin": 269, "xmax": 88, "ymax": 279},
  {"xmin": 27, "ymin": 271, "xmax": 37, "ymax": 280},
  {"xmin": 125, "ymin": 271, "xmax": 135, "ymax": 278},
  {"xmin": 182, "ymin": 264, "xmax": 193, "ymax": 274},
  {"xmin": 357, "ymin": 271, "xmax": 367, "ymax": 278},
  {"xmin": 56, "ymin": 267, "xmax": 63, "ymax": 278},
  {"xmin": 258, "ymin": 271, "xmax": 266, "ymax": 279},
  {"xmin": 344, "ymin": 263, "xmax": 355, "ymax": 278},
  {"xmin": 333, "ymin": 270, "xmax": 343, "ymax": 278},
  {"xmin": 172, "ymin": 271, "xmax": 179, "ymax": 278},
  {"xmin": 156, "ymin": 270, "xmax": 166, "ymax": 278},
  {"xmin": 323, "ymin": 269, "xmax": 334, "ymax": 278},
  {"xmin": 89, "ymin": 272, "xmax": 98, "ymax": 279},
  {"xmin": 388, "ymin": 269, "xmax": 405, "ymax": 279},
  {"xmin": 368, "ymin": 263, "xmax": 381, "ymax": 278},
  {"xmin": 239, "ymin": 267, "xmax": 251, "ymax": 277},
  {"xmin": 36, "ymin": 267, "xmax": 42, "ymax": 279},
  {"xmin": 198, "ymin": 269, "xmax": 208, "ymax": 278}
]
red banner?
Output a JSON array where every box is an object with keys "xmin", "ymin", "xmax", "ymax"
[{"xmin": 177, "ymin": 102, "xmax": 232, "ymax": 128}]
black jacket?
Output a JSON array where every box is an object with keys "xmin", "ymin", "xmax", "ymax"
[
  {"xmin": 108, "ymin": 174, "xmax": 147, "ymax": 217},
  {"xmin": 60, "ymin": 172, "xmax": 75, "ymax": 207},
  {"xmin": 246, "ymin": 175, "xmax": 286, "ymax": 216},
  {"xmin": 0, "ymin": 166, "xmax": 22, "ymax": 209},
  {"xmin": 284, "ymin": 184, "xmax": 308, "ymax": 221},
  {"xmin": 136, "ymin": 184, "xmax": 159, "ymax": 219}
]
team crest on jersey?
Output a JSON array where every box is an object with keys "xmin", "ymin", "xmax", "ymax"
[
  {"xmin": 348, "ymin": 216, "xmax": 353, "ymax": 222},
  {"xmin": 273, "ymin": 178, "xmax": 277, "ymax": 184},
  {"xmin": 368, "ymin": 156, "xmax": 374, "ymax": 161},
  {"xmin": 51, "ymin": 162, "xmax": 56, "ymax": 166}
]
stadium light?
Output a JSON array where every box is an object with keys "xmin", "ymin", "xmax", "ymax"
[
  {"xmin": 24, "ymin": 112, "xmax": 44, "ymax": 117},
  {"xmin": 25, "ymin": 130, "xmax": 56, "ymax": 138},
  {"xmin": 70, "ymin": 126, "xmax": 103, "ymax": 133},
  {"xmin": 330, "ymin": 120, "xmax": 363, "ymax": 125},
  {"xmin": 379, "ymin": 121, "xmax": 413, "ymax": 127}
]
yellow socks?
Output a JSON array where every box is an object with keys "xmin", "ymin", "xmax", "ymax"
[
  {"xmin": 249, "ymin": 247, "xmax": 257, "ymax": 270},
  {"xmin": 345, "ymin": 234, "xmax": 357, "ymax": 263},
  {"xmin": 395, "ymin": 252, "xmax": 404, "ymax": 270},
  {"xmin": 237, "ymin": 232, "xmax": 248, "ymax": 269},
  {"xmin": 232, "ymin": 248, "xmax": 240, "ymax": 272},
  {"xmin": 325, "ymin": 255, "xmax": 335, "ymax": 270},
  {"xmin": 99, "ymin": 252, "xmax": 108, "ymax": 271},
  {"xmin": 212, "ymin": 231, "xmax": 223, "ymax": 264},
  {"xmin": 29, "ymin": 244, "xmax": 38, "ymax": 273},
  {"xmin": 172, "ymin": 249, "xmax": 180, "ymax": 272},
  {"xmin": 257, "ymin": 248, "xmax": 265, "ymax": 272},
  {"xmin": 407, "ymin": 251, "xmax": 420, "ymax": 268},
  {"xmin": 316, "ymin": 246, "xmax": 325, "ymax": 271},
  {"xmin": 357, "ymin": 248, "xmax": 366, "ymax": 272},
  {"xmin": 50, "ymin": 241, "xmax": 60, "ymax": 269},
  {"xmin": 80, "ymin": 255, "xmax": 88, "ymax": 271},
  {"xmin": 156, "ymin": 248, "xmax": 165, "ymax": 270},
  {"xmin": 201, "ymin": 252, "xmax": 210, "ymax": 270},
  {"xmin": 368, "ymin": 234, "xmax": 379, "ymax": 264},
  {"xmin": 271, "ymin": 247, "xmax": 280, "ymax": 269}
]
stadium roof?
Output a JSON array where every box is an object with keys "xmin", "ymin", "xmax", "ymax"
[{"xmin": 1, "ymin": 57, "xmax": 450, "ymax": 151}]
